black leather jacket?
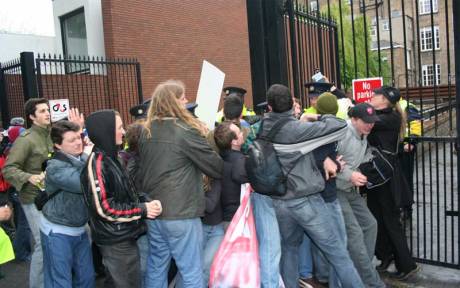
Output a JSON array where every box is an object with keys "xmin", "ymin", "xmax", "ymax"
[{"xmin": 81, "ymin": 149, "xmax": 147, "ymax": 245}]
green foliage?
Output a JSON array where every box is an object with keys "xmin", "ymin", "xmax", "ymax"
[{"xmin": 326, "ymin": 1, "xmax": 391, "ymax": 89}]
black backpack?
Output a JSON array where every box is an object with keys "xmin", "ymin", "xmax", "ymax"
[{"xmin": 245, "ymin": 118, "xmax": 291, "ymax": 197}]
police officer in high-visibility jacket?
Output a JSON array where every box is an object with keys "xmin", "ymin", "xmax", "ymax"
[
  {"xmin": 302, "ymin": 81, "xmax": 352, "ymax": 120},
  {"xmin": 216, "ymin": 86, "xmax": 255, "ymax": 126},
  {"xmin": 398, "ymin": 98, "xmax": 422, "ymax": 217}
]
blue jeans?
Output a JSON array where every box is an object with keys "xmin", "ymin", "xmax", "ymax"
[
  {"xmin": 145, "ymin": 218, "xmax": 203, "ymax": 288},
  {"xmin": 41, "ymin": 231, "xmax": 94, "ymax": 288},
  {"xmin": 202, "ymin": 223, "xmax": 224, "ymax": 286},
  {"xmin": 251, "ymin": 192, "xmax": 282, "ymax": 288},
  {"xmin": 273, "ymin": 194, "xmax": 364, "ymax": 288},
  {"xmin": 298, "ymin": 234, "xmax": 313, "ymax": 279},
  {"xmin": 299, "ymin": 200, "xmax": 348, "ymax": 286},
  {"xmin": 9, "ymin": 190, "xmax": 31, "ymax": 261},
  {"xmin": 137, "ymin": 234, "xmax": 149, "ymax": 288},
  {"xmin": 22, "ymin": 203, "xmax": 44, "ymax": 288},
  {"xmin": 311, "ymin": 199, "xmax": 348, "ymax": 287}
]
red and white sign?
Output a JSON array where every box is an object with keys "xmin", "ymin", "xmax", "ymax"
[{"xmin": 352, "ymin": 77, "xmax": 383, "ymax": 103}]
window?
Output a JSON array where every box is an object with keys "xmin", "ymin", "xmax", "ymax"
[
  {"xmin": 370, "ymin": 25, "xmax": 377, "ymax": 37},
  {"xmin": 60, "ymin": 8, "xmax": 89, "ymax": 73},
  {"xmin": 422, "ymin": 64, "xmax": 440, "ymax": 86},
  {"xmin": 310, "ymin": 1, "xmax": 318, "ymax": 11},
  {"xmin": 382, "ymin": 20, "xmax": 389, "ymax": 31},
  {"xmin": 420, "ymin": 26, "xmax": 440, "ymax": 51},
  {"xmin": 419, "ymin": 0, "xmax": 438, "ymax": 15},
  {"xmin": 406, "ymin": 50, "xmax": 411, "ymax": 70}
]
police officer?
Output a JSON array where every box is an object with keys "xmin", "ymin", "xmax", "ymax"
[{"xmin": 303, "ymin": 81, "xmax": 352, "ymax": 120}]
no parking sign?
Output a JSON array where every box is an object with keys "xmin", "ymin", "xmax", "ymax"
[{"xmin": 352, "ymin": 77, "xmax": 383, "ymax": 103}]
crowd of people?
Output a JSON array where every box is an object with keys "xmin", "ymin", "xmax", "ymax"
[{"xmin": 0, "ymin": 78, "xmax": 422, "ymax": 288}]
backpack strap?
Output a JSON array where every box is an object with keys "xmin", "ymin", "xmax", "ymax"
[{"xmin": 264, "ymin": 118, "xmax": 292, "ymax": 142}]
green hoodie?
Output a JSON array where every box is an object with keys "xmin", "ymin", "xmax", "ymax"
[{"xmin": 3, "ymin": 124, "xmax": 53, "ymax": 204}]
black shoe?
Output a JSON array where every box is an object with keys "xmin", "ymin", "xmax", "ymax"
[
  {"xmin": 389, "ymin": 264, "xmax": 421, "ymax": 281},
  {"xmin": 376, "ymin": 256, "xmax": 394, "ymax": 272}
]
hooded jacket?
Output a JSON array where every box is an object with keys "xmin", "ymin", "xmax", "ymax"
[
  {"xmin": 261, "ymin": 110, "xmax": 347, "ymax": 200},
  {"xmin": 81, "ymin": 110, "xmax": 146, "ymax": 245}
]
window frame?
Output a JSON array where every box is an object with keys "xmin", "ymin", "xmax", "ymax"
[
  {"xmin": 59, "ymin": 7, "xmax": 90, "ymax": 74},
  {"xmin": 422, "ymin": 64, "xmax": 441, "ymax": 86},
  {"xmin": 419, "ymin": 0, "xmax": 438, "ymax": 15},
  {"xmin": 420, "ymin": 26, "xmax": 440, "ymax": 52}
]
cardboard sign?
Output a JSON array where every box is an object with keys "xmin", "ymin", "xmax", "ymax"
[
  {"xmin": 195, "ymin": 60, "xmax": 226, "ymax": 130},
  {"xmin": 49, "ymin": 99, "xmax": 70, "ymax": 122},
  {"xmin": 352, "ymin": 77, "xmax": 383, "ymax": 103}
]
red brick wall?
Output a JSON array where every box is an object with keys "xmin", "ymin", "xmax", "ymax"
[{"xmin": 101, "ymin": 0, "xmax": 253, "ymax": 108}]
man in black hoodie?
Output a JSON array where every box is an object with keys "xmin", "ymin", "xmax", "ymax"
[{"xmin": 81, "ymin": 110, "xmax": 162, "ymax": 288}]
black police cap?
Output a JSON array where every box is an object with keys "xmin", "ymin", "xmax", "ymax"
[
  {"xmin": 304, "ymin": 82, "xmax": 333, "ymax": 98},
  {"xmin": 373, "ymin": 86, "xmax": 401, "ymax": 104},
  {"xmin": 223, "ymin": 86, "xmax": 247, "ymax": 97},
  {"xmin": 129, "ymin": 99, "xmax": 151, "ymax": 119}
]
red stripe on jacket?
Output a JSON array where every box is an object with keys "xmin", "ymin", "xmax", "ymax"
[{"xmin": 95, "ymin": 154, "xmax": 141, "ymax": 216}]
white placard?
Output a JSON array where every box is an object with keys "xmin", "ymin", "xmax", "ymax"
[
  {"xmin": 194, "ymin": 60, "xmax": 225, "ymax": 130},
  {"xmin": 49, "ymin": 99, "xmax": 70, "ymax": 122}
]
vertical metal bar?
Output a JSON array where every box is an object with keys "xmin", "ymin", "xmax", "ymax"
[
  {"xmin": 415, "ymin": 142, "xmax": 420, "ymax": 258},
  {"xmin": 443, "ymin": 141, "xmax": 447, "ymax": 262},
  {"xmin": 35, "ymin": 57, "xmax": 43, "ymax": 98},
  {"xmin": 453, "ymin": 0, "xmax": 460, "ymax": 268},
  {"xmin": 135, "ymin": 62, "xmax": 143, "ymax": 105},
  {"xmin": 338, "ymin": 0, "xmax": 346, "ymax": 91},
  {"xmin": 387, "ymin": 0, "xmax": 395, "ymax": 84},
  {"xmin": 401, "ymin": 0, "xmax": 410, "ymax": 139},
  {"xmin": 287, "ymin": 0, "xmax": 299, "ymax": 95},
  {"xmin": 430, "ymin": 0, "xmax": 438, "ymax": 134},
  {"xmin": 350, "ymin": 0, "xmax": 358, "ymax": 78},
  {"xmin": 83, "ymin": 56, "xmax": 91, "ymax": 116},
  {"xmin": 444, "ymin": 0, "xmax": 453, "ymax": 131},
  {"xmin": 436, "ymin": 139, "xmax": 440, "ymax": 261},
  {"xmin": 429, "ymin": 142, "xmax": 433, "ymax": 260},
  {"xmin": 295, "ymin": 0, "xmax": 304, "ymax": 99},
  {"xmin": 334, "ymin": 26, "xmax": 341, "ymax": 88},
  {"xmin": 374, "ymin": 0, "xmax": 381, "ymax": 76},
  {"xmin": 415, "ymin": 0, "xmax": 424, "ymax": 134},
  {"xmin": 316, "ymin": 1, "xmax": 323, "ymax": 72},
  {"xmin": 362, "ymin": 0, "xmax": 369, "ymax": 77}
]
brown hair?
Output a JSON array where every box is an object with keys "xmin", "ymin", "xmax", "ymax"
[
  {"xmin": 144, "ymin": 80, "xmax": 207, "ymax": 137},
  {"xmin": 125, "ymin": 123, "xmax": 144, "ymax": 153},
  {"xmin": 214, "ymin": 121, "xmax": 236, "ymax": 151}
]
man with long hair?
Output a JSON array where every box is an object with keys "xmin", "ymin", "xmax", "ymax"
[{"xmin": 139, "ymin": 80, "xmax": 223, "ymax": 287}]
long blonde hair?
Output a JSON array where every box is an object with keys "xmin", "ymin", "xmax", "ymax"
[
  {"xmin": 143, "ymin": 80, "xmax": 207, "ymax": 137},
  {"xmin": 394, "ymin": 102, "xmax": 407, "ymax": 140}
]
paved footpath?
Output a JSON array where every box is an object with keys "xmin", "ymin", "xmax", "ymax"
[{"xmin": 1, "ymin": 258, "xmax": 460, "ymax": 288}]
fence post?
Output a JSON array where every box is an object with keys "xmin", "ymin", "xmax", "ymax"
[
  {"xmin": 247, "ymin": 0, "xmax": 288, "ymax": 107},
  {"xmin": 453, "ymin": 0, "xmax": 460, "ymax": 269},
  {"xmin": 0, "ymin": 63, "xmax": 11, "ymax": 127},
  {"xmin": 454, "ymin": 0, "xmax": 460, "ymax": 151},
  {"xmin": 20, "ymin": 52, "xmax": 38, "ymax": 101},
  {"xmin": 135, "ymin": 62, "xmax": 143, "ymax": 104}
]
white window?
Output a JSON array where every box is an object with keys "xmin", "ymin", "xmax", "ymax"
[
  {"xmin": 310, "ymin": 1, "xmax": 318, "ymax": 11},
  {"xmin": 420, "ymin": 26, "xmax": 440, "ymax": 51},
  {"xmin": 382, "ymin": 20, "xmax": 389, "ymax": 31},
  {"xmin": 419, "ymin": 0, "xmax": 438, "ymax": 15},
  {"xmin": 422, "ymin": 64, "xmax": 440, "ymax": 86},
  {"xmin": 370, "ymin": 25, "xmax": 377, "ymax": 37}
]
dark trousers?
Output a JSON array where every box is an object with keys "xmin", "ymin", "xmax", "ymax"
[
  {"xmin": 98, "ymin": 239, "xmax": 141, "ymax": 288},
  {"xmin": 367, "ymin": 183, "xmax": 416, "ymax": 273}
]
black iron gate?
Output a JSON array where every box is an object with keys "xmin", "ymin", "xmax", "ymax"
[
  {"xmin": 248, "ymin": 0, "xmax": 459, "ymax": 269},
  {"xmin": 0, "ymin": 52, "xmax": 143, "ymax": 127}
]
